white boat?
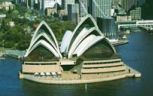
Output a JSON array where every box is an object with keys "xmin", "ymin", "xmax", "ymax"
[{"xmin": 122, "ymin": 35, "xmax": 127, "ymax": 39}]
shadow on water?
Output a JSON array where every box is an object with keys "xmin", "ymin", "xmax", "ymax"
[
  {"xmin": 21, "ymin": 79, "xmax": 123, "ymax": 96},
  {"xmin": 21, "ymin": 80, "xmax": 86, "ymax": 96},
  {"xmin": 20, "ymin": 78, "xmax": 142, "ymax": 96},
  {"xmin": 1, "ymin": 32, "xmax": 153, "ymax": 96}
]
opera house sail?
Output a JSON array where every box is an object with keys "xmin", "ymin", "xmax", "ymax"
[{"xmin": 19, "ymin": 15, "xmax": 141, "ymax": 84}]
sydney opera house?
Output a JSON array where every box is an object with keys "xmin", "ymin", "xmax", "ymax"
[{"xmin": 19, "ymin": 15, "xmax": 141, "ymax": 84}]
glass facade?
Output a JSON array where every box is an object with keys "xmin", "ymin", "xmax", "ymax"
[
  {"xmin": 97, "ymin": 17, "xmax": 118, "ymax": 39},
  {"xmin": 130, "ymin": 7, "xmax": 141, "ymax": 20},
  {"xmin": 67, "ymin": 4, "xmax": 79, "ymax": 24},
  {"xmin": 80, "ymin": 38, "xmax": 115, "ymax": 60},
  {"xmin": 26, "ymin": 46, "xmax": 58, "ymax": 61},
  {"xmin": 64, "ymin": 0, "xmax": 75, "ymax": 15},
  {"xmin": 79, "ymin": 0, "xmax": 88, "ymax": 17},
  {"xmin": 92, "ymin": 0, "xmax": 112, "ymax": 18}
]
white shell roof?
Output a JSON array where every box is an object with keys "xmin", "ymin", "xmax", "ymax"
[
  {"xmin": 67, "ymin": 14, "xmax": 116, "ymax": 58},
  {"xmin": 25, "ymin": 14, "xmax": 116, "ymax": 59},
  {"xmin": 73, "ymin": 35, "xmax": 103, "ymax": 57},
  {"xmin": 25, "ymin": 40, "xmax": 60, "ymax": 58},
  {"xmin": 25, "ymin": 21, "xmax": 62, "ymax": 58},
  {"xmin": 60, "ymin": 30, "xmax": 73, "ymax": 53}
]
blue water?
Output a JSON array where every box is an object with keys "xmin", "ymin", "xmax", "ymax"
[{"xmin": 0, "ymin": 32, "xmax": 153, "ymax": 96}]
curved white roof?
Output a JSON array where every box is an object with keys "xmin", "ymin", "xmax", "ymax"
[
  {"xmin": 60, "ymin": 30, "xmax": 73, "ymax": 53},
  {"xmin": 25, "ymin": 40, "xmax": 61, "ymax": 58},
  {"xmin": 25, "ymin": 21, "xmax": 62, "ymax": 58},
  {"xmin": 67, "ymin": 14, "xmax": 115, "ymax": 58},
  {"xmin": 68, "ymin": 15, "xmax": 104, "ymax": 52},
  {"xmin": 73, "ymin": 14, "xmax": 103, "ymax": 36},
  {"xmin": 29, "ymin": 33, "xmax": 59, "ymax": 52},
  {"xmin": 68, "ymin": 27, "xmax": 105, "ymax": 58},
  {"xmin": 73, "ymin": 35, "xmax": 103, "ymax": 57},
  {"xmin": 25, "ymin": 32, "xmax": 62, "ymax": 58},
  {"xmin": 31, "ymin": 21, "xmax": 58, "ymax": 48},
  {"xmin": 25, "ymin": 15, "xmax": 116, "ymax": 60}
]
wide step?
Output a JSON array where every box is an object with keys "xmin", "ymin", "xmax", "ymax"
[{"xmin": 81, "ymin": 66, "xmax": 126, "ymax": 73}]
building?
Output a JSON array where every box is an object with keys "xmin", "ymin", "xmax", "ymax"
[
  {"xmin": 78, "ymin": 0, "xmax": 88, "ymax": 17},
  {"xmin": 0, "ymin": 1, "xmax": 14, "ymax": 11},
  {"xmin": 120, "ymin": 0, "xmax": 137, "ymax": 12},
  {"xmin": 112, "ymin": 0, "xmax": 122, "ymax": 7},
  {"xmin": 116, "ymin": 15, "xmax": 132, "ymax": 22},
  {"xmin": 20, "ymin": 15, "xmax": 141, "ymax": 84},
  {"xmin": 46, "ymin": 8, "xmax": 57, "ymax": 16},
  {"xmin": 91, "ymin": 0, "xmax": 112, "ymax": 18},
  {"xmin": 67, "ymin": 4, "xmax": 79, "ymax": 24},
  {"xmin": 97, "ymin": 17, "xmax": 118, "ymax": 39},
  {"xmin": 61, "ymin": 0, "xmax": 79, "ymax": 23},
  {"xmin": 63, "ymin": 0, "xmax": 75, "ymax": 15},
  {"xmin": 14, "ymin": 0, "xmax": 24, "ymax": 4},
  {"xmin": 130, "ymin": 7, "xmax": 141, "ymax": 20},
  {"xmin": 77, "ymin": 0, "xmax": 113, "ymax": 19},
  {"xmin": 17, "ymin": 0, "xmax": 62, "ymax": 15}
]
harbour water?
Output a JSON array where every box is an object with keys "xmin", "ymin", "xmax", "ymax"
[{"xmin": 0, "ymin": 32, "xmax": 153, "ymax": 96}]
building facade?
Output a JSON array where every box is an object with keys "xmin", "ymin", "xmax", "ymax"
[
  {"xmin": 120, "ymin": 0, "xmax": 137, "ymax": 12},
  {"xmin": 16, "ymin": 0, "xmax": 62, "ymax": 15},
  {"xmin": 67, "ymin": 3, "xmax": 79, "ymax": 24},
  {"xmin": 63, "ymin": 0, "xmax": 75, "ymax": 15},
  {"xmin": 91, "ymin": 0, "xmax": 112, "ymax": 18},
  {"xmin": 19, "ymin": 15, "xmax": 139, "ymax": 84},
  {"xmin": 112, "ymin": 0, "xmax": 122, "ymax": 7},
  {"xmin": 130, "ymin": 7, "xmax": 141, "ymax": 20},
  {"xmin": 97, "ymin": 18, "xmax": 118, "ymax": 39},
  {"xmin": 78, "ymin": 0, "xmax": 88, "ymax": 17}
]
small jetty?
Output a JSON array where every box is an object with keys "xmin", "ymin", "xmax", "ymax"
[{"xmin": 126, "ymin": 65, "xmax": 141, "ymax": 78}]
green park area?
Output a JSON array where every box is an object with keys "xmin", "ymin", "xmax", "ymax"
[{"xmin": 0, "ymin": 4, "xmax": 76, "ymax": 51}]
